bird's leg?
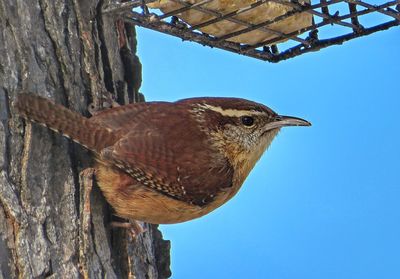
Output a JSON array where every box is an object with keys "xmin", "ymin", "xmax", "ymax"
[
  {"xmin": 80, "ymin": 168, "xmax": 145, "ymax": 240},
  {"xmin": 110, "ymin": 219, "xmax": 146, "ymax": 239}
]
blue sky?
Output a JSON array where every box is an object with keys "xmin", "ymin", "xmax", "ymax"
[{"xmin": 136, "ymin": 19, "xmax": 400, "ymax": 279}]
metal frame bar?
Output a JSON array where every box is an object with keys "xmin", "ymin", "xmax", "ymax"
[
  {"xmin": 106, "ymin": 0, "xmax": 400, "ymax": 62},
  {"xmin": 167, "ymin": 0, "xmax": 311, "ymax": 45}
]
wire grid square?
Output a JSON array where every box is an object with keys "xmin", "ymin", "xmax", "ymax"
[{"xmin": 106, "ymin": 0, "xmax": 400, "ymax": 62}]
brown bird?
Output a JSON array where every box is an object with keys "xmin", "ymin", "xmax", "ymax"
[
  {"xmin": 148, "ymin": 0, "xmax": 313, "ymax": 45},
  {"xmin": 15, "ymin": 93, "xmax": 310, "ymax": 227}
]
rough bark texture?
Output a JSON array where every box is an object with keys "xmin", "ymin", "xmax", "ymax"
[{"xmin": 0, "ymin": 0, "xmax": 171, "ymax": 278}]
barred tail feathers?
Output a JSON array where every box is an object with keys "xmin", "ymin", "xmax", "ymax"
[{"xmin": 15, "ymin": 93, "xmax": 116, "ymax": 153}]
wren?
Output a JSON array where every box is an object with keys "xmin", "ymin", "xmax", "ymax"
[{"xmin": 14, "ymin": 93, "xmax": 310, "ymax": 224}]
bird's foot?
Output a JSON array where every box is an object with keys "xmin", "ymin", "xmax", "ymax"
[{"xmin": 111, "ymin": 220, "xmax": 146, "ymax": 239}]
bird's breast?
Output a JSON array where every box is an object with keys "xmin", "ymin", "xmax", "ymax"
[{"xmin": 94, "ymin": 162, "xmax": 237, "ymax": 224}]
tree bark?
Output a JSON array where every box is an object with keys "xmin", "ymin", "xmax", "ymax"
[{"xmin": 0, "ymin": 0, "xmax": 171, "ymax": 278}]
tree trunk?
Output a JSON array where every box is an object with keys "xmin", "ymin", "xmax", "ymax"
[{"xmin": 0, "ymin": 0, "xmax": 171, "ymax": 278}]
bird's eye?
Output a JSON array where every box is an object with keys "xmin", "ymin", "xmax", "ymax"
[{"xmin": 241, "ymin": 116, "xmax": 254, "ymax": 127}]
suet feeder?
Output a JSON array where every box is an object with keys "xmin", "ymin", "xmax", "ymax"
[{"xmin": 105, "ymin": 0, "xmax": 400, "ymax": 62}]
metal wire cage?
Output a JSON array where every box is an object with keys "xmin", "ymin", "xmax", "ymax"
[{"xmin": 105, "ymin": 0, "xmax": 400, "ymax": 62}]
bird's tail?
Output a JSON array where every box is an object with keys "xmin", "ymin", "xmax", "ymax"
[{"xmin": 14, "ymin": 93, "xmax": 117, "ymax": 153}]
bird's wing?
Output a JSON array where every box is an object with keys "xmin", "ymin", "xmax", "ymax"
[
  {"xmin": 89, "ymin": 102, "xmax": 169, "ymax": 131},
  {"xmin": 99, "ymin": 117, "xmax": 234, "ymax": 206}
]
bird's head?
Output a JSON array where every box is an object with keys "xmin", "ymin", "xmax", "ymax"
[{"xmin": 181, "ymin": 97, "xmax": 311, "ymax": 179}]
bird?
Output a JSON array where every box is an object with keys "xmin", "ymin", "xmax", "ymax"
[
  {"xmin": 14, "ymin": 93, "xmax": 310, "ymax": 228},
  {"xmin": 147, "ymin": 0, "xmax": 313, "ymax": 45}
]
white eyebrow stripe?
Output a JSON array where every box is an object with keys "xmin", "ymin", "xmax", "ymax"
[{"xmin": 198, "ymin": 104, "xmax": 265, "ymax": 117}]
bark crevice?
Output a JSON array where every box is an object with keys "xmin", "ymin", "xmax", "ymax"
[{"xmin": 0, "ymin": 0, "xmax": 171, "ymax": 278}]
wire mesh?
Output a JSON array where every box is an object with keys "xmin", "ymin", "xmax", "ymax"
[{"xmin": 105, "ymin": 0, "xmax": 400, "ymax": 62}]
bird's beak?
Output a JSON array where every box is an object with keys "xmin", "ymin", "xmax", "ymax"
[{"xmin": 264, "ymin": 115, "xmax": 311, "ymax": 131}]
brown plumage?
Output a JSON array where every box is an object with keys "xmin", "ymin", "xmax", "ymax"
[{"xmin": 15, "ymin": 93, "xmax": 310, "ymax": 224}]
